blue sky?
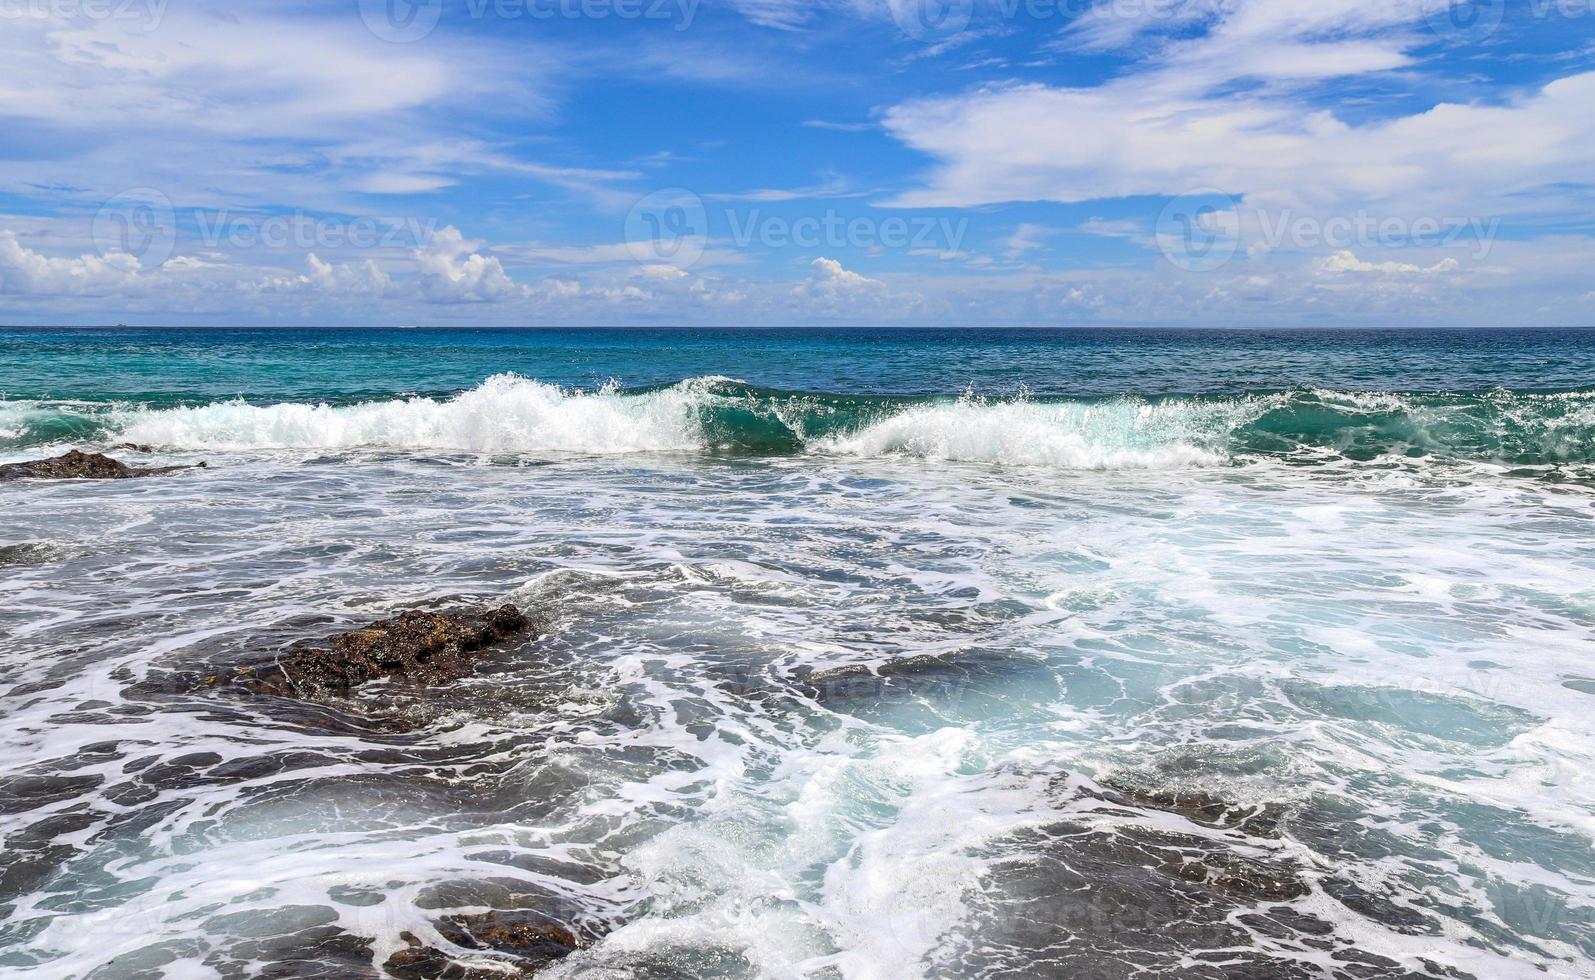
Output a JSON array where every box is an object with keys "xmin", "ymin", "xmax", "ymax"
[{"xmin": 1, "ymin": 0, "xmax": 1592, "ymax": 326}]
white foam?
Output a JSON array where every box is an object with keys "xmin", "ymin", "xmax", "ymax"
[
  {"xmin": 813, "ymin": 395, "xmax": 1260, "ymax": 469},
  {"xmin": 102, "ymin": 379, "xmax": 1267, "ymax": 471},
  {"xmin": 114, "ymin": 374, "xmax": 713, "ymax": 454}
]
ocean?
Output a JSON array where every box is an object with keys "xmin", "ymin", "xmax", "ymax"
[{"xmin": 2, "ymin": 326, "xmax": 1593, "ymax": 978}]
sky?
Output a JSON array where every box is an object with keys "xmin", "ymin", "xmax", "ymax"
[{"xmin": 0, "ymin": 0, "xmax": 1592, "ymax": 327}]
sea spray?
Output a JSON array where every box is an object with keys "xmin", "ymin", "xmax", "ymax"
[{"xmin": 3, "ymin": 376, "xmax": 1594, "ymax": 473}]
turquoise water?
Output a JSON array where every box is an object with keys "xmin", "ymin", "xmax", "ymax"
[
  {"xmin": 4, "ymin": 327, "xmax": 1595, "ymax": 471},
  {"xmin": 5, "ymin": 326, "xmax": 1594, "ymax": 398},
  {"xmin": 2, "ymin": 328, "xmax": 1594, "ymax": 978}
]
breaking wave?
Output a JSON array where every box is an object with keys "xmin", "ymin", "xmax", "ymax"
[{"xmin": 3, "ymin": 374, "xmax": 1593, "ymax": 471}]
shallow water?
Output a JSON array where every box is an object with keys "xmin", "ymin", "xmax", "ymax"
[{"xmin": 3, "ymin": 328, "xmax": 1594, "ymax": 978}]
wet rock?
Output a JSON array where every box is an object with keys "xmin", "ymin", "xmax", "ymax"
[
  {"xmin": 385, "ymin": 912, "xmax": 581, "ymax": 978},
  {"xmin": 0, "ymin": 449, "xmax": 205, "ymax": 481},
  {"xmin": 1097, "ymin": 780, "xmax": 1287, "ymax": 838},
  {"xmin": 934, "ymin": 773, "xmax": 1477, "ymax": 980},
  {"xmin": 949, "ymin": 818, "xmax": 1464, "ymax": 980},
  {"xmin": 221, "ymin": 604, "xmax": 536, "ymax": 700},
  {"xmin": 0, "ymin": 773, "xmax": 106, "ymax": 815},
  {"xmin": 0, "ymin": 542, "xmax": 62, "ymax": 567}
]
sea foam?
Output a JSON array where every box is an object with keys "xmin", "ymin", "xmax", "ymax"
[
  {"xmin": 116, "ymin": 374, "xmax": 710, "ymax": 454},
  {"xmin": 109, "ymin": 375, "xmax": 1241, "ymax": 470},
  {"xmin": 812, "ymin": 396, "xmax": 1256, "ymax": 469}
]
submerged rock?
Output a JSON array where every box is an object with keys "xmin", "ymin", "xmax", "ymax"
[
  {"xmin": 225, "ymin": 604, "xmax": 536, "ymax": 700},
  {"xmin": 385, "ymin": 911, "xmax": 581, "ymax": 978},
  {"xmin": 1097, "ymin": 780, "xmax": 1288, "ymax": 838},
  {"xmin": 0, "ymin": 449, "xmax": 205, "ymax": 481},
  {"xmin": 0, "ymin": 542, "xmax": 62, "ymax": 567}
]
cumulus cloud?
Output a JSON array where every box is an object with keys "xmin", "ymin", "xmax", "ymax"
[
  {"xmin": 0, "ymin": 231, "xmax": 142, "ymax": 296},
  {"xmin": 414, "ymin": 227, "xmax": 525, "ymax": 303},
  {"xmin": 0, "ymin": 224, "xmax": 531, "ymax": 310},
  {"xmin": 785, "ymin": 256, "xmax": 932, "ymax": 321},
  {"xmin": 253, "ymin": 254, "xmax": 393, "ymax": 298},
  {"xmin": 795, "ymin": 256, "xmax": 883, "ymax": 296},
  {"xmin": 1316, "ymin": 251, "xmax": 1462, "ymax": 276}
]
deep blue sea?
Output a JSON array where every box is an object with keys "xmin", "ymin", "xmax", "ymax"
[{"xmin": 2, "ymin": 328, "xmax": 1593, "ymax": 978}]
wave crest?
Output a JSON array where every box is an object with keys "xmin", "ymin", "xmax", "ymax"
[
  {"xmin": 116, "ymin": 374, "xmax": 711, "ymax": 454},
  {"xmin": 813, "ymin": 396, "xmax": 1250, "ymax": 469},
  {"xmin": 5, "ymin": 377, "xmax": 1593, "ymax": 473}
]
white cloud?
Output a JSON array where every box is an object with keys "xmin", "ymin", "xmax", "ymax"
[
  {"xmin": 0, "ymin": 5, "xmax": 587, "ymax": 215},
  {"xmin": 885, "ymin": 71, "xmax": 1595, "ymax": 220},
  {"xmin": 637, "ymin": 264, "xmax": 690, "ymax": 281},
  {"xmin": 1316, "ymin": 250, "xmax": 1461, "ymax": 276},
  {"xmin": 796, "ymin": 256, "xmax": 882, "ymax": 295},
  {"xmin": 1077, "ymin": 218, "xmax": 1155, "ymax": 248},
  {"xmin": 0, "ymin": 230, "xmax": 141, "ymax": 296},
  {"xmin": 883, "ymin": 0, "xmax": 1595, "ymax": 232},
  {"xmin": 1004, "ymin": 223, "xmax": 1054, "ymax": 257},
  {"xmin": 802, "ymin": 119, "xmax": 874, "ymax": 132},
  {"xmin": 414, "ymin": 226, "xmax": 525, "ymax": 304},
  {"xmin": 254, "ymin": 254, "xmax": 393, "ymax": 297}
]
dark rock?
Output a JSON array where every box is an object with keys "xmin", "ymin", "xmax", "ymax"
[
  {"xmin": 385, "ymin": 911, "xmax": 581, "ymax": 978},
  {"xmin": 0, "ymin": 449, "xmax": 205, "ymax": 481},
  {"xmin": 221, "ymin": 604, "xmax": 536, "ymax": 700},
  {"xmin": 0, "ymin": 542, "xmax": 61, "ymax": 567},
  {"xmin": 947, "ymin": 817, "xmax": 1464, "ymax": 980},
  {"xmin": 931, "ymin": 772, "xmax": 1478, "ymax": 980},
  {"xmin": 1097, "ymin": 780, "xmax": 1287, "ymax": 838}
]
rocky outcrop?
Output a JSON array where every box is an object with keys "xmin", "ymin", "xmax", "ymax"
[
  {"xmin": 384, "ymin": 912, "xmax": 582, "ymax": 978},
  {"xmin": 224, "ymin": 604, "xmax": 536, "ymax": 699},
  {"xmin": 0, "ymin": 449, "xmax": 205, "ymax": 481}
]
